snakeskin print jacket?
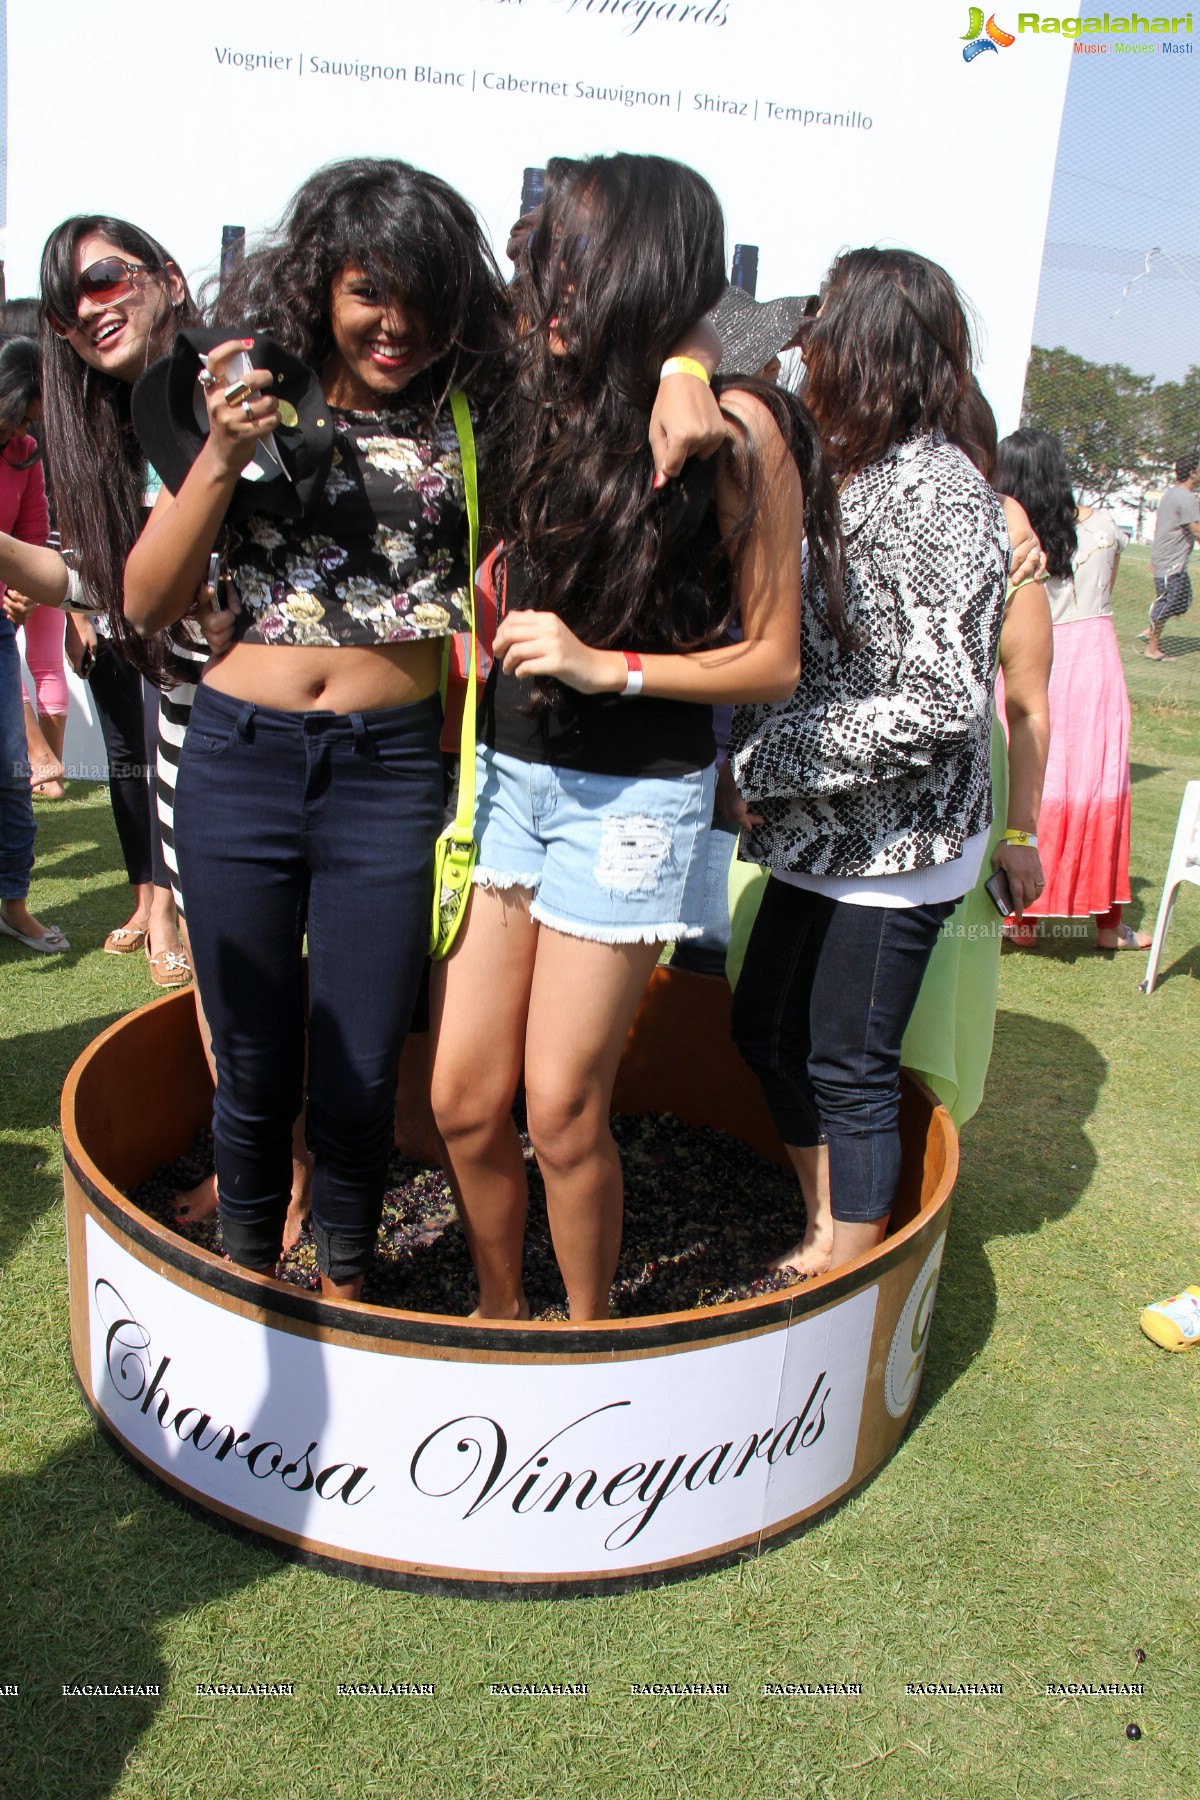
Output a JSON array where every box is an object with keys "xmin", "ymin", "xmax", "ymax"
[{"xmin": 730, "ymin": 430, "xmax": 1009, "ymax": 878}]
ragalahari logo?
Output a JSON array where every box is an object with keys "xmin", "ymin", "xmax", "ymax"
[{"xmin": 962, "ymin": 7, "xmax": 1017, "ymax": 57}]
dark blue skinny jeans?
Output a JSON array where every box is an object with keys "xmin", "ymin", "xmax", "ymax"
[
  {"xmin": 173, "ymin": 683, "xmax": 443, "ymax": 1281},
  {"xmin": 731, "ymin": 877, "xmax": 954, "ymax": 1223},
  {"xmin": 0, "ymin": 615, "xmax": 35, "ymax": 902}
]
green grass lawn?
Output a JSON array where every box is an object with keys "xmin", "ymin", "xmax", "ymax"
[{"xmin": 2, "ymin": 558, "xmax": 1198, "ymax": 1798}]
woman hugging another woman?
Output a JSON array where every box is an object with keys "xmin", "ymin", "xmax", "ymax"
[
  {"xmin": 430, "ymin": 153, "xmax": 842, "ymax": 1322},
  {"xmin": 124, "ymin": 158, "xmax": 513, "ymax": 1300},
  {"xmin": 124, "ymin": 153, "xmax": 735, "ymax": 1305},
  {"xmin": 728, "ymin": 249, "xmax": 1011, "ymax": 1281}
]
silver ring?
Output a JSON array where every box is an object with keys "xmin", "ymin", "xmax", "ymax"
[
  {"xmin": 197, "ymin": 369, "xmax": 219, "ymax": 393},
  {"xmin": 241, "ymin": 399, "xmax": 254, "ymax": 420}
]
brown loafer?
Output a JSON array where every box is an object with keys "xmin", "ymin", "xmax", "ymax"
[
  {"xmin": 104, "ymin": 925, "xmax": 149, "ymax": 955},
  {"xmin": 146, "ymin": 943, "xmax": 193, "ymax": 988}
]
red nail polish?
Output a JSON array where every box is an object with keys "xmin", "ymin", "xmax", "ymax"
[
  {"xmin": 653, "ymin": 471, "xmax": 666, "ymax": 490},
  {"xmin": 242, "ymin": 338, "xmax": 255, "ymax": 347}
]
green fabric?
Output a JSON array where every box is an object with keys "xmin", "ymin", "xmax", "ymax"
[
  {"xmin": 899, "ymin": 710, "xmax": 1007, "ymax": 1128},
  {"xmin": 725, "ymin": 711, "xmax": 1008, "ymax": 1130}
]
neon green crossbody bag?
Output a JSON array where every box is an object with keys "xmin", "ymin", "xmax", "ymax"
[{"xmin": 429, "ymin": 390, "xmax": 480, "ymax": 960}]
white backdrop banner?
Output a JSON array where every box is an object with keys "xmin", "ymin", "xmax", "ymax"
[{"xmin": 6, "ymin": 0, "xmax": 1075, "ymax": 429}]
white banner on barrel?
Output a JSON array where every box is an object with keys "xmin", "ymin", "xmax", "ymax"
[
  {"xmin": 86, "ymin": 1216, "xmax": 876, "ymax": 1577},
  {"xmin": 6, "ymin": 0, "xmax": 1075, "ymax": 430}
]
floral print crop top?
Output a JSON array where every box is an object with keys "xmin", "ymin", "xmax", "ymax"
[{"xmin": 226, "ymin": 400, "xmax": 470, "ymax": 647}]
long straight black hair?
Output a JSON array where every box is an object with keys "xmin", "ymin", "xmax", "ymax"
[
  {"xmin": 996, "ymin": 428, "xmax": 1078, "ymax": 580},
  {"xmin": 211, "ymin": 157, "xmax": 512, "ymax": 416},
  {"xmin": 39, "ymin": 215, "xmax": 200, "ymax": 677},
  {"xmin": 0, "ymin": 338, "xmax": 43, "ymax": 471},
  {"xmin": 496, "ymin": 152, "xmax": 843, "ymax": 655}
]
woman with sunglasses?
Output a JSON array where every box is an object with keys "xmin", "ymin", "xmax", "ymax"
[
  {"xmin": 40, "ymin": 220, "xmax": 198, "ymax": 983},
  {"xmin": 429, "ymin": 153, "xmax": 843, "ymax": 1323}
]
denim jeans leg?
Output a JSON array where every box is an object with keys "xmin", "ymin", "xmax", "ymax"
[
  {"xmin": 173, "ymin": 692, "xmax": 308, "ymax": 1272},
  {"xmin": 806, "ymin": 898, "xmax": 954, "ymax": 1222},
  {"xmin": 0, "ymin": 617, "xmax": 36, "ymax": 903},
  {"xmin": 730, "ymin": 876, "xmax": 827, "ymax": 1146},
  {"xmin": 303, "ymin": 700, "xmax": 444, "ymax": 1283}
]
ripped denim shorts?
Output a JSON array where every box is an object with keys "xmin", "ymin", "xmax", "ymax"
[{"xmin": 472, "ymin": 747, "xmax": 716, "ymax": 945}]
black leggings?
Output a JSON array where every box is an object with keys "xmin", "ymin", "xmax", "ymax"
[{"xmin": 88, "ymin": 641, "xmax": 167, "ymax": 890}]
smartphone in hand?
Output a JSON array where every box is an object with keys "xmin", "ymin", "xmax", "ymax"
[
  {"xmin": 984, "ymin": 868, "xmax": 1015, "ymax": 918},
  {"xmin": 207, "ymin": 551, "xmax": 226, "ymax": 612}
]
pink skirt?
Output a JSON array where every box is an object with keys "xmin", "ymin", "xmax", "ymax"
[{"xmin": 997, "ymin": 614, "xmax": 1131, "ymax": 918}]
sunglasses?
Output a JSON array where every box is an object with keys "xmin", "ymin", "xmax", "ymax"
[{"xmin": 49, "ymin": 257, "xmax": 157, "ymax": 336}]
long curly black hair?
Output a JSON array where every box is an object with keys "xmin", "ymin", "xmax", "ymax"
[
  {"xmin": 996, "ymin": 428, "xmax": 1078, "ymax": 580},
  {"xmin": 494, "ymin": 152, "xmax": 843, "ymax": 662},
  {"xmin": 211, "ymin": 158, "xmax": 512, "ymax": 421},
  {"xmin": 39, "ymin": 215, "xmax": 201, "ymax": 680}
]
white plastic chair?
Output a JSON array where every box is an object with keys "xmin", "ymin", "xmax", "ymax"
[{"xmin": 1140, "ymin": 780, "xmax": 1200, "ymax": 995}]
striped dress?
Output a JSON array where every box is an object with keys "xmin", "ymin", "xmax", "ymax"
[{"xmin": 157, "ymin": 628, "xmax": 208, "ymax": 915}]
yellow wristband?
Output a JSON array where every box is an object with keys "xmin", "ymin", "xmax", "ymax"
[
  {"xmin": 1002, "ymin": 829, "xmax": 1038, "ymax": 848},
  {"xmin": 659, "ymin": 356, "xmax": 711, "ymax": 386}
]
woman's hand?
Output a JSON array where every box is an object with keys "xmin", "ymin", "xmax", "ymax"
[
  {"xmin": 649, "ymin": 375, "xmax": 727, "ymax": 486},
  {"xmin": 198, "ymin": 340, "xmax": 281, "ymax": 480},
  {"xmin": 991, "ymin": 839, "xmax": 1044, "ymax": 917},
  {"xmin": 492, "ymin": 610, "xmax": 624, "ymax": 694},
  {"xmin": 716, "ymin": 759, "xmax": 762, "ymax": 832},
  {"xmin": 2, "ymin": 586, "xmax": 38, "ymax": 626},
  {"xmin": 64, "ymin": 613, "xmax": 97, "ymax": 677},
  {"xmin": 196, "ymin": 582, "xmax": 241, "ymax": 659},
  {"xmin": 1003, "ymin": 497, "xmax": 1046, "ymax": 588}
]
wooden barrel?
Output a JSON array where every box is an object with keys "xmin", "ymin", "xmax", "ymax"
[{"xmin": 62, "ymin": 968, "xmax": 957, "ymax": 1595}]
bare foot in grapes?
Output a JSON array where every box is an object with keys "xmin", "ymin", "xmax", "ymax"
[
  {"xmin": 469, "ymin": 1293, "xmax": 531, "ymax": 1321},
  {"xmin": 282, "ymin": 1151, "xmax": 313, "ymax": 1252},
  {"xmin": 769, "ymin": 1209, "xmax": 835, "ymax": 1280},
  {"xmin": 175, "ymin": 1171, "xmax": 218, "ymax": 1224}
]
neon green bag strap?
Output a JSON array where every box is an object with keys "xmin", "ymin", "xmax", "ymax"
[{"xmin": 450, "ymin": 388, "xmax": 479, "ymax": 839}]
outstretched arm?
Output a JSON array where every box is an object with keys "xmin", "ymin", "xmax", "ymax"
[{"xmin": 0, "ymin": 536, "xmax": 68, "ymax": 608}]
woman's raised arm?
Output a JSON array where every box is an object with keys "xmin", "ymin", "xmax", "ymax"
[{"xmin": 124, "ymin": 340, "xmax": 280, "ymax": 636}]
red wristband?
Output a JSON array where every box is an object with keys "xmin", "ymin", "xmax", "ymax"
[{"xmin": 620, "ymin": 651, "xmax": 644, "ymax": 697}]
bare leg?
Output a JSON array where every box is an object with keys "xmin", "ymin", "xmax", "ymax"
[
  {"xmin": 174, "ymin": 921, "xmax": 221, "ymax": 1223},
  {"xmin": 826, "ymin": 1216, "xmax": 890, "ymax": 1272},
  {"xmin": 0, "ymin": 896, "xmax": 63, "ymax": 947},
  {"xmin": 321, "ymin": 1272, "xmax": 363, "ymax": 1303},
  {"xmin": 117, "ymin": 880, "xmax": 154, "ymax": 939},
  {"xmin": 431, "ymin": 887, "xmax": 539, "ymax": 1320},
  {"xmin": 147, "ymin": 883, "xmax": 184, "ymax": 961},
  {"xmin": 23, "ymin": 700, "xmax": 65, "ymax": 798},
  {"xmin": 1145, "ymin": 620, "xmax": 1173, "ymax": 661},
  {"xmin": 771, "ymin": 1146, "xmax": 891, "ymax": 1279},
  {"xmin": 769, "ymin": 1142, "xmax": 833, "ymax": 1277},
  {"xmin": 394, "ymin": 1030, "xmax": 442, "ymax": 1166},
  {"xmin": 283, "ymin": 1110, "xmax": 313, "ymax": 1250},
  {"xmin": 523, "ymin": 930, "xmax": 662, "ymax": 1323}
]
